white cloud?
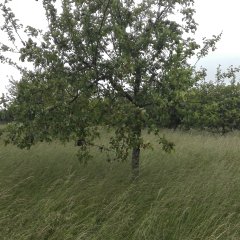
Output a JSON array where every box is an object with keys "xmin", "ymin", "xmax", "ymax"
[{"xmin": 193, "ymin": 0, "xmax": 240, "ymax": 80}]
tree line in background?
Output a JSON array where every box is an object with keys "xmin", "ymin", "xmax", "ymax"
[
  {"xmin": 0, "ymin": 94, "xmax": 13, "ymax": 123},
  {"xmin": 165, "ymin": 73, "xmax": 240, "ymax": 134},
  {"xmin": 2, "ymin": 68, "xmax": 240, "ymax": 135}
]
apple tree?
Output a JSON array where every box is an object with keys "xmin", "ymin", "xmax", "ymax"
[{"xmin": 0, "ymin": 0, "xmax": 220, "ymax": 178}]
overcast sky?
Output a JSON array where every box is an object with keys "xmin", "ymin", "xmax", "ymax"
[{"xmin": 0, "ymin": 0, "xmax": 240, "ymax": 94}]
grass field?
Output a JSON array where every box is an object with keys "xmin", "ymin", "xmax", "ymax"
[{"xmin": 1, "ymin": 129, "xmax": 240, "ymax": 239}]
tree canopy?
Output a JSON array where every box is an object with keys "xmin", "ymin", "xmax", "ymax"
[{"xmin": 0, "ymin": 0, "xmax": 220, "ymax": 177}]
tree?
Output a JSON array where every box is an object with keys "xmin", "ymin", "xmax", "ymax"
[
  {"xmin": 0, "ymin": 93, "xmax": 12, "ymax": 123},
  {"xmin": 0, "ymin": 0, "xmax": 220, "ymax": 178},
  {"xmin": 181, "ymin": 66, "xmax": 240, "ymax": 133}
]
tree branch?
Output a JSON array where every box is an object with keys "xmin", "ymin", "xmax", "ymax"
[
  {"xmin": 108, "ymin": 75, "xmax": 135, "ymax": 104},
  {"xmin": 93, "ymin": 0, "xmax": 111, "ymax": 65}
]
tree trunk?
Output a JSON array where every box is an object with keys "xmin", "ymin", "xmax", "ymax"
[
  {"xmin": 131, "ymin": 145, "xmax": 140, "ymax": 180},
  {"xmin": 131, "ymin": 124, "xmax": 141, "ymax": 180}
]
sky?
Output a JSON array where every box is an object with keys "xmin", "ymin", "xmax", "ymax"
[{"xmin": 0, "ymin": 0, "xmax": 240, "ymax": 95}]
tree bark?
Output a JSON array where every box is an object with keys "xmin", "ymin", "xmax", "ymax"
[
  {"xmin": 131, "ymin": 65, "xmax": 142, "ymax": 180},
  {"xmin": 131, "ymin": 145, "xmax": 140, "ymax": 180},
  {"xmin": 131, "ymin": 123, "xmax": 141, "ymax": 180}
]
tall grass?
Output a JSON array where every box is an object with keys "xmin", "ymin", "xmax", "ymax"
[{"xmin": 1, "ymin": 130, "xmax": 240, "ymax": 239}]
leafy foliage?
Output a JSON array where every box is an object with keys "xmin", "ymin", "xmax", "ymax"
[{"xmin": 178, "ymin": 66, "xmax": 240, "ymax": 133}]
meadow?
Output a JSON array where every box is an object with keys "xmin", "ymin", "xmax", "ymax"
[{"xmin": 1, "ymin": 129, "xmax": 240, "ymax": 239}]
